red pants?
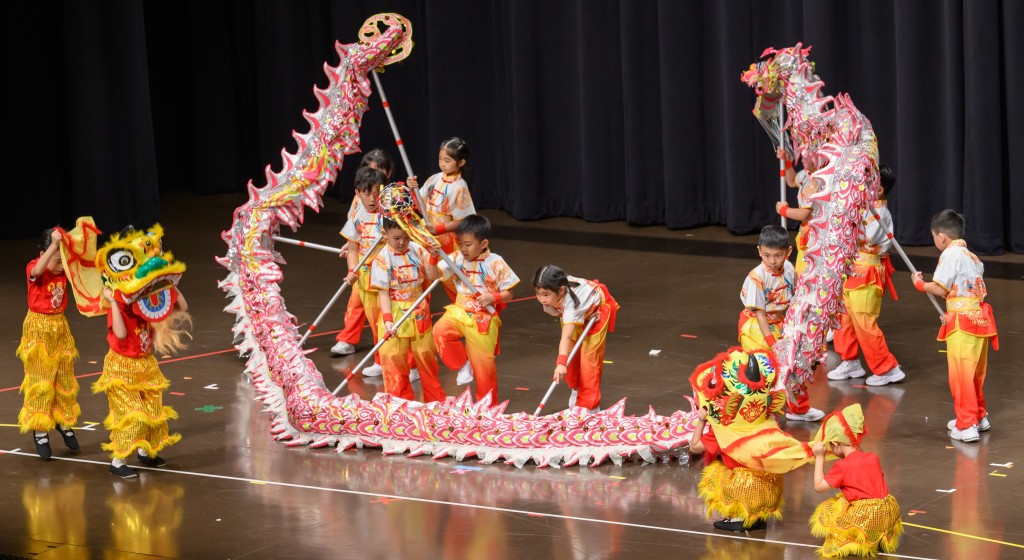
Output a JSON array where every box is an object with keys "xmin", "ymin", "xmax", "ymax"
[
  {"xmin": 946, "ymin": 331, "xmax": 989, "ymax": 430},
  {"xmin": 433, "ymin": 307, "xmax": 500, "ymax": 402},
  {"xmin": 336, "ymin": 284, "xmax": 381, "ymax": 365},
  {"xmin": 566, "ymin": 318, "xmax": 610, "ymax": 410},
  {"xmin": 834, "ymin": 285, "xmax": 898, "ymax": 375}
]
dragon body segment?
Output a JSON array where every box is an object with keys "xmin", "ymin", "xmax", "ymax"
[
  {"xmin": 219, "ymin": 14, "xmax": 699, "ymax": 468},
  {"xmin": 742, "ymin": 44, "xmax": 880, "ymax": 395}
]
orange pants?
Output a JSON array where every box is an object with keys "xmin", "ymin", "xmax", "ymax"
[
  {"xmin": 946, "ymin": 331, "xmax": 989, "ymax": 430},
  {"xmin": 433, "ymin": 306, "xmax": 500, "ymax": 402},
  {"xmin": 378, "ymin": 329, "xmax": 444, "ymax": 403},
  {"xmin": 834, "ymin": 285, "xmax": 898, "ymax": 375},
  {"xmin": 336, "ymin": 279, "xmax": 381, "ymax": 364},
  {"xmin": 566, "ymin": 318, "xmax": 610, "ymax": 410}
]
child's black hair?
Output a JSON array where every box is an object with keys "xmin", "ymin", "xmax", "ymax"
[
  {"xmin": 440, "ymin": 137, "xmax": 471, "ymax": 185},
  {"xmin": 381, "ymin": 217, "xmax": 403, "ymax": 232},
  {"xmin": 758, "ymin": 225, "xmax": 791, "ymax": 250},
  {"xmin": 930, "ymin": 209, "xmax": 965, "ymax": 240},
  {"xmin": 359, "ymin": 149, "xmax": 394, "ymax": 178},
  {"xmin": 879, "ymin": 163, "xmax": 895, "ymax": 198},
  {"xmin": 38, "ymin": 228, "xmax": 58, "ymax": 252},
  {"xmin": 533, "ymin": 265, "xmax": 581, "ymax": 308},
  {"xmin": 354, "ymin": 166, "xmax": 387, "ymax": 194},
  {"xmin": 454, "ymin": 214, "xmax": 490, "ymax": 241}
]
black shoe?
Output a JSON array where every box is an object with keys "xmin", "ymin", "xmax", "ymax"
[
  {"xmin": 713, "ymin": 518, "xmax": 767, "ymax": 532},
  {"xmin": 33, "ymin": 433, "xmax": 52, "ymax": 460},
  {"xmin": 59, "ymin": 429, "xmax": 80, "ymax": 450},
  {"xmin": 136, "ymin": 452, "xmax": 166, "ymax": 467},
  {"xmin": 109, "ymin": 463, "xmax": 138, "ymax": 479}
]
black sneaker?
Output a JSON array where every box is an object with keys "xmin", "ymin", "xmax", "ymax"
[
  {"xmin": 59, "ymin": 429, "xmax": 80, "ymax": 450},
  {"xmin": 137, "ymin": 452, "xmax": 167, "ymax": 468},
  {"xmin": 713, "ymin": 518, "xmax": 767, "ymax": 532},
  {"xmin": 109, "ymin": 463, "xmax": 138, "ymax": 479},
  {"xmin": 33, "ymin": 433, "xmax": 52, "ymax": 460}
]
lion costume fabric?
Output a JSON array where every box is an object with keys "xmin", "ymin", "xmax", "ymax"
[
  {"xmin": 690, "ymin": 348, "xmax": 813, "ymax": 527},
  {"xmin": 88, "ymin": 225, "xmax": 188, "ymax": 459}
]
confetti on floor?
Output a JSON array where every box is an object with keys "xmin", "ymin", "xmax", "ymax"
[
  {"xmin": 935, "ymin": 488, "xmax": 956, "ymax": 493},
  {"xmin": 515, "ymin": 387, "xmax": 530, "ymax": 391},
  {"xmin": 170, "ymin": 392, "xmax": 186, "ymax": 396},
  {"xmin": 610, "ymin": 475, "xmax": 625, "ymax": 480},
  {"xmin": 183, "ymin": 376, "xmax": 193, "ymax": 380},
  {"xmin": 649, "ymin": 349, "xmax": 662, "ymax": 357},
  {"xmin": 938, "ymin": 349, "xmax": 947, "ymax": 353},
  {"xmin": 991, "ymin": 462, "xmax": 1014, "ymax": 468},
  {"xmin": 603, "ymin": 360, "xmax": 614, "ymax": 364},
  {"xmin": 908, "ymin": 510, "xmax": 927, "ymax": 516},
  {"xmin": 679, "ymin": 334, "xmax": 697, "ymax": 339},
  {"xmin": 989, "ymin": 471, "xmax": 1007, "ymax": 477},
  {"xmin": 204, "ymin": 383, "xmax": 219, "ymax": 390},
  {"xmin": 87, "ymin": 360, "xmax": 97, "ymax": 364},
  {"xmin": 194, "ymin": 405, "xmax": 224, "ymax": 413}
]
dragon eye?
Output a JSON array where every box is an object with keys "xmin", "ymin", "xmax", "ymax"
[{"xmin": 107, "ymin": 250, "xmax": 136, "ymax": 273}]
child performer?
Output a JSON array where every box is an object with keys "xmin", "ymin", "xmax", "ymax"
[
  {"xmin": 810, "ymin": 404, "xmax": 903, "ymax": 557},
  {"xmin": 690, "ymin": 349, "xmax": 809, "ymax": 532},
  {"xmin": 533, "ymin": 265, "xmax": 618, "ymax": 411},
  {"xmin": 368, "ymin": 218, "xmax": 445, "ymax": 402},
  {"xmin": 433, "ymin": 215, "xmax": 519, "ymax": 402},
  {"xmin": 738, "ymin": 226, "xmax": 822, "ymax": 422},
  {"xmin": 332, "ymin": 167, "xmax": 387, "ymax": 376},
  {"xmin": 776, "ymin": 147, "xmax": 820, "ymax": 277},
  {"xmin": 97, "ymin": 283, "xmax": 189, "ymax": 478},
  {"xmin": 409, "ymin": 137, "xmax": 476, "ymax": 302},
  {"xmin": 333, "ymin": 151, "xmax": 394, "ymax": 355},
  {"xmin": 912, "ymin": 209, "xmax": 998, "ymax": 443},
  {"xmin": 17, "ymin": 228, "xmax": 81, "ymax": 460},
  {"xmin": 738, "ymin": 225, "xmax": 795, "ymax": 352},
  {"xmin": 829, "ymin": 164, "xmax": 905, "ymax": 386}
]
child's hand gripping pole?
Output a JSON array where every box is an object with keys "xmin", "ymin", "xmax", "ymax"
[
  {"xmin": 370, "ymin": 70, "xmax": 428, "ymax": 217},
  {"xmin": 332, "ymin": 277, "xmax": 443, "ymax": 395},
  {"xmin": 866, "ymin": 206, "xmax": 945, "ymax": 322},
  {"xmin": 272, "ymin": 235, "xmax": 343, "ymax": 255},
  {"xmin": 434, "ymin": 250, "xmax": 497, "ymax": 314},
  {"xmin": 297, "ymin": 234, "xmax": 385, "ymax": 347},
  {"xmin": 533, "ymin": 314, "xmax": 600, "ymax": 416}
]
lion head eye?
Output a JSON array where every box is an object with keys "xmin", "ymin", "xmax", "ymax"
[{"xmin": 107, "ymin": 250, "xmax": 136, "ymax": 273}]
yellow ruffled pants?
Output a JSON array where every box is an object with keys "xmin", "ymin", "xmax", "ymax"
[
  {"xmin": 810, "ymin": 493, "xmax": 903, "ymax": 557},
  {"xmin": 698, "ymin": 461, "xmax": 784, "ymax": 527},
  {"xmin": 16, "ymin": 311, "xmax": 80, "ymax": 432},
  {"xmin": 93, "ymin": 350, "xmax": 181, "ymax": 459}
]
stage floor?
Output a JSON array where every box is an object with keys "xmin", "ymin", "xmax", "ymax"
[{"xmin": 1, "ymin": 191, "xmax": 1021, "ymax": 559}]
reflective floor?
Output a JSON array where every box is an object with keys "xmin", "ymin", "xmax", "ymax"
[{"xmin": 1, "ymin": 192, "xmax": 1022, "ymax": 559}]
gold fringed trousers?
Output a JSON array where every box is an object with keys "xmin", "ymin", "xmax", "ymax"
[
  {"xmin": 16, "ymin": 311, "xmax": 80, "ymax": 432},
  {"xmin": 92, "ymin": 350, "xmax": 181, "ymax": 459},
  {"xmin": 810, "ymin": 493, "xmax": 903, "ymax": 558},
  {"xmin": 698, "ymin": 461, "xmax": 785, "ymax": 527}
]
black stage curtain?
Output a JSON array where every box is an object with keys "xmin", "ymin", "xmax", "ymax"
[{"xmin": 5, "ymin": 1, "xmax": 1022, "ymax": 254}]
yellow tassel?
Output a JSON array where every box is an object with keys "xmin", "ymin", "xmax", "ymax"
[{"xmin": 698, "ymin": 461, "xmax": 784, "ymax": 526}]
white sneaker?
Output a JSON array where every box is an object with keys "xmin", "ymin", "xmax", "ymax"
[
  {"xmin": 947, "ymin": 415, "xmax": 990, "ymax": 432},
  {"xmin": 409, "ymin": 368, "xmax": 420, "ymax": 382},
  {"xmin": 455, "ymin": 361, "xmax": 474, "ymax": 385},
  {"xmin": 866, "ymin": 365, "xmax": 905, "ymax": 386},
  {"xmin": 827, "ymin": 360, "xmax": 867, "ymax": 380},
  {"xmin": 331, "ymin": 341, "xmax": 356, "ymax": 355},
  {"xmin": 950, "ymin": 424, "xmax": 980, "ymax": 443},
  {"xmin": 361, "ymin": 363, "xmax": 383, "ymax": 377},
  {"xmin": 786, "ymin": 407, "xmax": 825, "ymax": 422},
  {"xmin": 826, "ymin": 329, "xmax": 835, "ymax": 343},
  {"xmin": 568, "ymin": 389, "xmax": 578, "ymax": 408}
]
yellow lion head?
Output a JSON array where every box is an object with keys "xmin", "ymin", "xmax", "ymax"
[{"xmin": 95, "ymin": 224, "xmax": 186, "ymax": 306}]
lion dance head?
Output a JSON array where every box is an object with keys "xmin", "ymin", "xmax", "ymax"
[{"xmin": 95, "ymin": 224, "xmax": 191, "ymax": 355}]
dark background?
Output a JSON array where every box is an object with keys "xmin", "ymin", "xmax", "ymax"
[{"xmin": 5, "ymin": 0, "xmax": 1021, "ymax": 254}]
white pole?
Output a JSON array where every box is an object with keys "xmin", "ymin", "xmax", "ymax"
[
  {"xmin": 273, "ymin": 236, "xmax": 342, "ymax": 254},
  {"xmin": 533, "ymin": 314, "xmax": 601, "ymax": 415},
  {"xmin": 370, "ymin": 70, "xmax": 428, "ymax": 216}
]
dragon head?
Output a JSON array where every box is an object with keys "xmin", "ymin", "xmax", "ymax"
[
  {"xmin": 95, "ymin": 224, "xmax": 186, "ymax": 321},
  {"xmin": 690, "ymin": 347, "xmax": 786, "ymax": 429}
]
